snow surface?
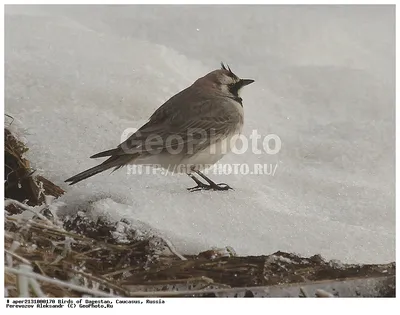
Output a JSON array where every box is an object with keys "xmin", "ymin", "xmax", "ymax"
[{"xmin": 5, "ymin": 5, "xmax": 395, "ymax": 263}]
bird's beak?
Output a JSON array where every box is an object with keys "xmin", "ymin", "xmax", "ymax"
[{"xmin": 240, "ymin": 79, "xmax": 255, "ymax": 87}]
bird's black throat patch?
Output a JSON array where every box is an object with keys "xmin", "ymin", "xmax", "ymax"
[
  {"xmin": 228, "ymin": 82, "xmax": 244, "ymax": 106},
  {"xmin": 234, "ymin": 96, "xmax": 243, "ymax": 105}
]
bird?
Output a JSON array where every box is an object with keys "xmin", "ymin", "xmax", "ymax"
[{"xmin": 65, "ymin": 63, "xmax": 254, "ymax": 191}]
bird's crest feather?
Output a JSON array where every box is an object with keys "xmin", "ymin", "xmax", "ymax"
[{"xmin": 220, "ymin": 62, "xmax": 233, "ymax": 75}]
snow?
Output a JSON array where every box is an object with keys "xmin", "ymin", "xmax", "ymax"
[{"xmin": 4, "ymin": 5, "xmax": 395, "ymax": 263}]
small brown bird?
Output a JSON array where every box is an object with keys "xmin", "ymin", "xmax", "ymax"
[{"xmin": 65, "ymin": 63, "xmax": 254, "ymax": 191}]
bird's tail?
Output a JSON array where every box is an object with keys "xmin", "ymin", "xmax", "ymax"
[{"xmin": 65, "ymin": 155, "xmax": 135, "ymax": 185}]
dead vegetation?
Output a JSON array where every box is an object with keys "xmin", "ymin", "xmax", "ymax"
[
  {"xmin": 5, "ymin": 128, "xmax": 64, "ymax": 207},
  {"xmin": 4, "ymin": 126, "xmax": 396, "ymax": 297}
]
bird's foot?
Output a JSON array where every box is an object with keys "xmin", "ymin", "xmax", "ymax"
[
  {"xmin": 212, "ymin": 183, "xmax": 233, "ymax": 191},
  {"xmin": 187, "ymin": 182, "xmax": 233, "ymax": 192},
  {"xmin": 187, "ymin": 182, "xmax": 211, "ymax": 192}
]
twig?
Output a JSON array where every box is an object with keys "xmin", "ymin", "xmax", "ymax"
[
  {"xmin": 126, "ymin": 283, "xmax": 337, "ymax": 298},
  {"xmin": 315, "ymin": 289, "xmax": 334, "ymax": 297},
  {"xmin": 5, "ymin": 267, "xmax": 117, "ymax": 297},
  {"xmin": 17, "ymin": 265, "xmax": 31, "ymax": 297},
  {"xmin": 29, "ymin": 278, "xmax": 46, "ymax": 297},
  {"xmin": 6, "ymin": 241, "xmax": 22, "ymax": 267},
  {"xmin": 4, "ymin": 249, "xmax": 31, "ymax": 265},
  {"xmin": 299, "ymin": 286, "xmax": 308, "ymax": 297},
  {"xmin": 5, "ymin": 199, "xmax": 54, "ymax": 226},
  {"xmin": 73, "ymin": 270, "xmax": 129, "ymax": 296},
  {"xmin": 50, "ymin": 237, "xmax": 74, "ymax": 265},
  {"xmin": 137, "ymin": 276, "xmax": 214, "ymax": 285},
  {"xmin": 8, "ymin": 218, "xmax": 135, "ymax": 251},
  {"xmin": 162, "ymin": 237, "xmax": 187, "ymax": 261},
  {"xmin": 73, "ymin": 247, "xmax": 103, "ymax": 258},
  {"xmin": 33, "ymin": 262, "xmax": 46, "ymax": 276},
  {"xmin": 102, "ymin": 266, "xmax": 137, "ymax": 278},
  {"xmin": 5, "ymin": 113, "xmax": 15, "ymax": 125}
]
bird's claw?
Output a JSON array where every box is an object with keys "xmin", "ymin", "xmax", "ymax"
[
  {"xmin": 187, "ymin": 183, "xmax": 210, "ymax": 192},
  {"xmin": 187, "ymin": 182, "xmax": 233, "ymax": 192},
  {"xmin": 214, "ymin": 183, "xmax": 233, "ymax": 191}
]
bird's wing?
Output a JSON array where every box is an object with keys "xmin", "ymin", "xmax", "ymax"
[
  {"xmin": 105, "ymin": 97, "xmax": 242, "ymax": 156},
  {"xmin": 90, "ymin": 83, "xmax": 243, "ymax": 158}
]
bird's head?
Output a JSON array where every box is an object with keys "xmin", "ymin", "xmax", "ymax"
[{"xmin": 195, "ymin": 63, "xmax": 254, "ymax": 100}]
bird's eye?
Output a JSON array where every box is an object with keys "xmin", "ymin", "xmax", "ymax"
[{"xmin": 228, "ymin": 82, "xmax": 239, "ymax": 94}]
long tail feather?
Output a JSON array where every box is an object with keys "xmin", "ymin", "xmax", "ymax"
[
  {"xmin": 90, "ymin": 149, "xmax": 119, "ymax": 158},
  {"xmin": 65, "ymin": 164, "xmax": 112, "ymax": 185},
  {"xmin": 65, "ymin": 155, "xmax": 135, "ymax": 185}
]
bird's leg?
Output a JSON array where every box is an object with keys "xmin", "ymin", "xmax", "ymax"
[
  {"xmin": 187, "ymin": 173, "xmax": 210, "ymax": 192},
  {"xmin": 194, "ymin": 170, "xmax": 233, "ymax": 191}
]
